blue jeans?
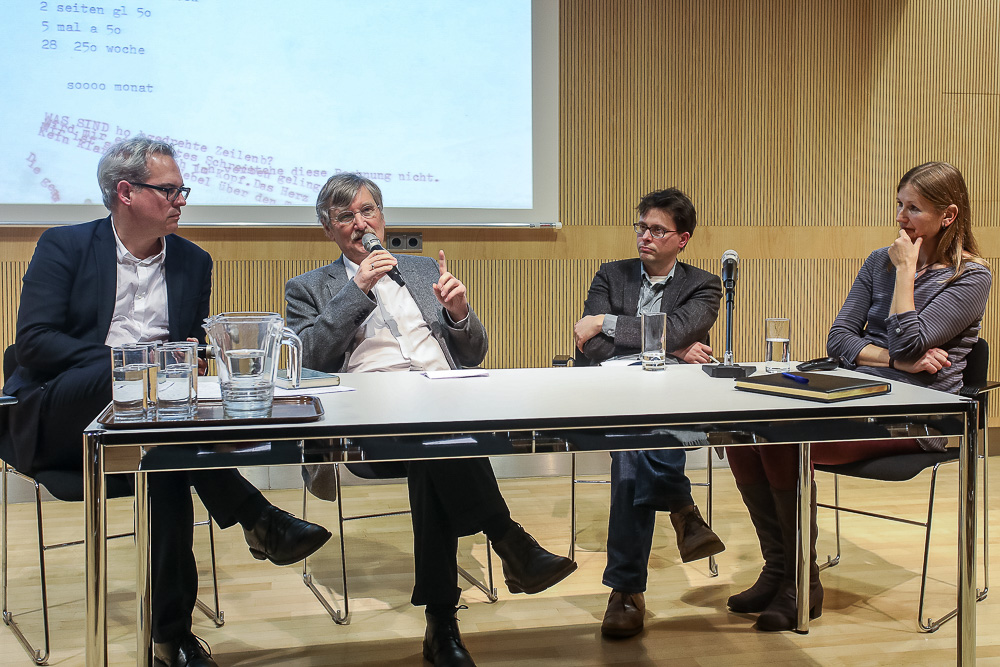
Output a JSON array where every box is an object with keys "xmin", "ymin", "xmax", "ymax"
[{"xmin": 602, "ymin": 448, "xmax": 693, "ymax": 593}]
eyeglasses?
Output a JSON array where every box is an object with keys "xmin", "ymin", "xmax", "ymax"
[
  {"xmin": 333, "ymin": 204, "xmax": 381, "ymax": 226},
  {"xmin": 633, "ymin": 222, "xmax": 678, "ymax": 239},
  {"xmin": 128, "ymin": 182, "xmax": 191, "ymax": 203}
]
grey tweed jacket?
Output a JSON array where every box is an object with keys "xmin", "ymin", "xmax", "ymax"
[{"xmin": 284, "ymin": 253, "xmax": 488, "ymax": 373}]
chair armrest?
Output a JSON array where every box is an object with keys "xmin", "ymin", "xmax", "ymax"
[
  {"xmin": 552, "ymin": 354, "xmax": 575, "ymax": 367},
  {"xmin": 960, "ymin": 379, "xmax": 1000, "ymax": 399}
]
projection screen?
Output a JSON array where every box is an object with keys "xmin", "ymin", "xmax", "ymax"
[{"xmin": 0, "ymin": 0, "xmax": 558, "ymax": 227}]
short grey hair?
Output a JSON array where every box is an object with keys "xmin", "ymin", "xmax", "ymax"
[
  {"xmin": 315, "ymin": 173, "xmax": 383, "ymax": 230},
  {"xmin": 97, "ymin": 135, "xmax": 175, "ymax": 209}
]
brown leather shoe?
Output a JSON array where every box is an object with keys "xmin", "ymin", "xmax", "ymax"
[
  {"xmin": 601, "ymin": 591, "xmax": 645, "ymax": 638},
  {"xmin": 669, "ymin": 505, "xmax": 725, "ymax": 563}
]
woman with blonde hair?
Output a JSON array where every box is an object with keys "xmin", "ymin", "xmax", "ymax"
[{"xmin": 726, "ymin": 161, "xmax": 992, "ymax": 632}]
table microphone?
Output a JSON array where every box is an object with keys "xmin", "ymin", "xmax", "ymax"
[
  {"xmin": 721, "ymin": 249, "xmax": 739, "ymax": 292},
  {"xmin": 704, "ymin": 248, "xmax": 754, "ymax": 379},
  {"xmin": 361, "ymin": 233, "xmax": 406, "ymax": 287}
]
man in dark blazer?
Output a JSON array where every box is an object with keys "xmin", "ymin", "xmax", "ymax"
[
  {"xmin": 1, "ymin": 136, "xmax": 330, "ymax": 667},
  {"xmin": 573, "ymin": 187, "xmax": 725, "ymax": 638},
  {"xmin": 286, "ymin": 173, "xmax": 577, "ymax": 667}
]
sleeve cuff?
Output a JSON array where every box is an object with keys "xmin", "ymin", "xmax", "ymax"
[
  {"xmin": 444, "ymin": 309, "xmax": 469, "ymax": 329},
  {"xmin": 601, "ymin": 314, "xmax": 617, "ymax": 338}
]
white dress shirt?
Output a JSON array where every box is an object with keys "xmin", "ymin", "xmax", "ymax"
[
  {"xmin": 342, "ymin": 257, "xmax": 451, "ymax": 373},
  {"xmin": 104, "ymin": 220, "xmax": 169, "ymax": 346}
]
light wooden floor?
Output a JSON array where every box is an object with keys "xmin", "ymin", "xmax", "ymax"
[{"xmin": 3, "ymin": 462, "xmax": 1000, "ymax": 666}]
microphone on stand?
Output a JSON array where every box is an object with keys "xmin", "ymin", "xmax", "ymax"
[
  {"xmin": 704, "ymin": 249, "xmax": 755, "ymax": 378},
  {"xmin": 721, "ymin": 248, "xmax": 739, "ymax": 293},
  {"xmin": 361, "ymin": 233, "xmax": 406, "ymax": 287}
]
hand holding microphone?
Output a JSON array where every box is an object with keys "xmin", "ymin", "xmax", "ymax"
[{"xmin": 356, "ymin": 232, "xmax": 406, "ymax": 291}]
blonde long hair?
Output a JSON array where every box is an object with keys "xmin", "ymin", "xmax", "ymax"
[{"xmin": 897, "ymin": 161, "xmax": 988, "ymax": 282}]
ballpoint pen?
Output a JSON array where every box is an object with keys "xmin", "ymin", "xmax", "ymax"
[{"xmin": 781, "ymin": 372, "xmax": 809, "ymax": 384}]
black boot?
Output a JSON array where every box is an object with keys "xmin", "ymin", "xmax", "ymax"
[
  {"xmin": 728, "ymin": 482, "xmax": 785, "ymax": 613},
  {"xmin": 756, "ymin": 484, "xmax": 823, "ymax": 632},
  {"xmin": 491, "ymin": 523, "xmax": 577, "ymax": 594},
  {"xmin": 423, "ymin": 607, "xmax": 476, "ymax": 667}
]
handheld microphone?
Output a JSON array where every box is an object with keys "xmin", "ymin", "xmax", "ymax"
[
  {"xmin": 361, "ymin": 233, "xmax": 406, "ymax": 287},
  {"xmin": 721, "ymin": 249, "xmax": 739, "ymax": 291}
]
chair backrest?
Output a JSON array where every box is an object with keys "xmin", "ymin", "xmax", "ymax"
[
  {"xmin": 963, "ymin": 338, "xmax": 989, "ymax": 392},
  {"xmin": 3, "ymin": 344, "xmax": 15, "ymax": 384}
]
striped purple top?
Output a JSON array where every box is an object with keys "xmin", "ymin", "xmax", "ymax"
[{"xmin": 827, "ymin": 247, "xmax": 992, "ymax": 395}]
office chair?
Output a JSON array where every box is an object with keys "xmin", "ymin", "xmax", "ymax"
[
  {"xmin": 0, "ymin": 346, "xmax": 223, "ymax": 665},
  {"xmin": 815, "ymin": 337, "xmax": 996, "ymax": 632},
  {"xmin": 300, "ymin": 440, "xmax": 500, "ymax": 625}
]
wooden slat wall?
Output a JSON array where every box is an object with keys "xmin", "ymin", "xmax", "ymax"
[{"xmin": 0, "ymin": 0, "xmax": 997, "ymax": 421}]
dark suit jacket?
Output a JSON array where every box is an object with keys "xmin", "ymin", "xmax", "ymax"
[
  {"xmin": 580, "ymin": 258, "xmax": 721, "ymax": 364},
  {"xmin": 1, "ymin": 216, "xmax": 212, "ymax": 472}
]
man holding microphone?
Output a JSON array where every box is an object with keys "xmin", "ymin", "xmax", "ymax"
[{"xmin": 286, "ymin": 173, "xmax": 576, "ymax": 667}]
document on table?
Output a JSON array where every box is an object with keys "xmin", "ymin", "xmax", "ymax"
[{"xmin": 422, "ymin": 369, "xmax": 490, "ymax": 379}]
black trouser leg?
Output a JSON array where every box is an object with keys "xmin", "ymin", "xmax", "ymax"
[
  {"xmin": 407, "ymin": 458, "xmax": 509, "ymax": 607},
  {"xmin": 149, "ymin": 471, "xmax": 198, "ymax": 643},
  {"xmin": 36, "ymin": 360, "xmax": 110, "ymax": 472},
  {"xmin": 150, "ymin": 468, "xmax": 264, "ymax": 642}
]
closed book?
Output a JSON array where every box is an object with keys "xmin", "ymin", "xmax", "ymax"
[
  {"xmin": 735, "ymin": 372, "xmax": 890, "ymax": 403},
  {"xmin": 275, "ymin": 368, "xmax": 341, "ymax": 389}
]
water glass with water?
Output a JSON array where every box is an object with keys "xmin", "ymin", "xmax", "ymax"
[
  {"xmin": 641, "ymin": 312, "xmax": 667, "ymax": 371},
  {"xmin": 764, "ymin": 317, "xmax": 791, "ymax": 372},
  {"xmin": 111, "ymin": 343, "xmax": 157, "ymax": 421},
  {"xmin": 156, "ymin": 342, "xmax": 197, "ymax": 420}
]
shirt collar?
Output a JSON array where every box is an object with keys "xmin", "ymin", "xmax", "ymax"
[
  {"xmin": 343, "ymin": 255, "xmax": 360, "ymax": 281},
  {"xmin": 110, "ymin": 216, "xmax": 166, "ymax": 266},
  {"xmin": 641, "ymin": 260, "xmax": 676, "ymax": 287}
]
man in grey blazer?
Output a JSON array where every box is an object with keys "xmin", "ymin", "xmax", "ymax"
[
  {"xmin": 573, "ymin": 187, "xmax": 725, "ymax": 638},
  {"xmin": 285, "ymin": 173, "xmax": 576, "ymax": 667}
]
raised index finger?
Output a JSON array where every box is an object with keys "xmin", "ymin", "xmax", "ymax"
[{"xmin": 438, "ymin": 250, "xmax": 448, "ymax": 275}]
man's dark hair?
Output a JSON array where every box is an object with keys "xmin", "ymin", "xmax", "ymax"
[{"xmin": 636, "ymin": 188, "xmax": 697, "ymax": 236}]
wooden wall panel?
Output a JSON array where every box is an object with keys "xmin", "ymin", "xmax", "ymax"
[{"xmin": 0, "ymin": 0, "xmax": 997, "ymax": 425}]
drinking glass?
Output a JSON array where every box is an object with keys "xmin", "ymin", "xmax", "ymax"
[
  {"xmin": 111, "ymin": 343, "xmax": 157, "ymax": 421},
  {"xmin": 641, "ymin": 312, "xmax": 667, "ymax": 371},
  {"xmin": 764, "ymin": 317, "xmax": 791, "ymax": 372},
  {"xmin": 156, "ymin": 342, "xmax": 197, "ymax": 419}
]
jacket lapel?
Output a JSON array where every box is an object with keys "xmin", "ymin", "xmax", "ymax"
[
  {"xmin": 164, "ymin": 235, "xmax": 185, "ymax": 340},
  {"xmin": 326, "ymin": 257, "xmax": 349, "ymax": 300},
  {"xmin": 624, "ymin": 260, "xmax": 642, "ymax": 315},
  {"xmin": 94, "ymin": 217, "xmax": 118, "ymax": 339},
  {"xmin": 400, "ymin": 256, "xmax": 441, "ymax": 328},
  {"xmin": 659, "ymin": 262, "xmax": 685, "ymax": 315}
]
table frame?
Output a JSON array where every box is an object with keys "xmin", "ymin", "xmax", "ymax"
[{"xmin": 79, "ymin": 367, "xmax": 979, "ymax": 666}]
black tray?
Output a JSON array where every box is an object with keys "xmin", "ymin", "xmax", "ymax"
[{"xmin": 97, "ymin": 396, "xmax": 324, "ymax": 429}]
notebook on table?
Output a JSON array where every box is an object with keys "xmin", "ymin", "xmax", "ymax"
[{"xmin": 735, "ymin": 372, "xmax": 891, "ymax": 403}]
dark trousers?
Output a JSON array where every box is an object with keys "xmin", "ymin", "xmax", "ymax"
[
  {"xmin": 358, "ymin": 457, "xmax": 509, "ymax": 607},
  {"xmin": 603, "ymin": 449, "xmax": 693, "ymax": 593},
  {"xmin": 33, "ymin": 360, "xmax": 264, "ymax": 642}
]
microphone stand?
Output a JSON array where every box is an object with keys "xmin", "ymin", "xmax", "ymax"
[{"xmin": 704, "ymin": 280, "xmax": 755, "ymax": 378}]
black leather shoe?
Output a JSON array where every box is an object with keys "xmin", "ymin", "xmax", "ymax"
[
  {"xmin": 491, "ymin": 523, "xmax": 577, "ymax": 594},
  {"xmin": 423, "ymin": 607, "xmax": 476, "ymax": 666},
  {"xmin": 153, "ymin": 633, "xmax": 217, "ymax": 667},
  {"xmin": 243, "ymin": 505, "xmax": 332, "ymax": 566}
]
